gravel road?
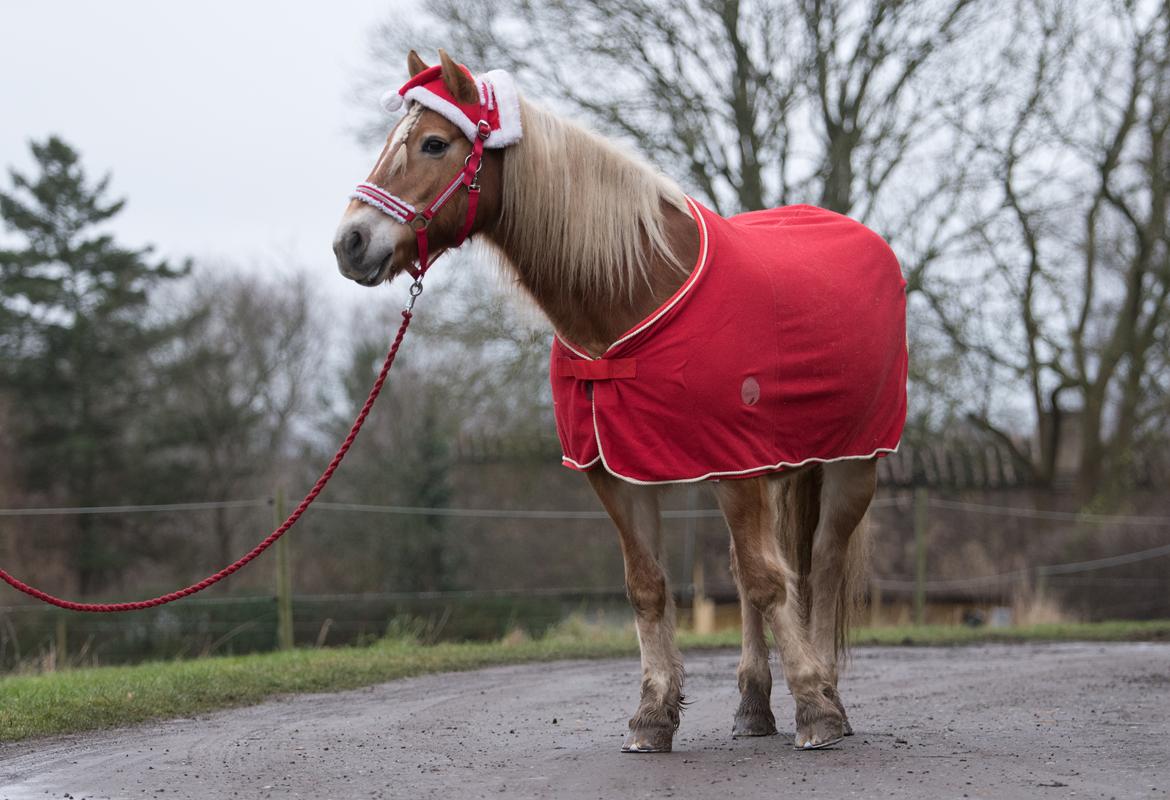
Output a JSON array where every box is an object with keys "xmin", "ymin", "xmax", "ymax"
[{"xmin": 2, "ymin": 642, "xmax": 1167, "ymax": 799}]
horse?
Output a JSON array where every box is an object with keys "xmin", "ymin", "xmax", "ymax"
[{"xmin": 333, "ymin": 49, "xmax": 907, "ymax": 754}]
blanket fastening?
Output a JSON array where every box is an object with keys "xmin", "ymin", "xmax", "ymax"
[{"xmin": 551, "ymin": 197, "xmax": 908, "ymax": 484}]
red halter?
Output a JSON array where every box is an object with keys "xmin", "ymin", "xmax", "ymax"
[{"xmin": 351, "ymin": 117, "xmax": 491, "ymax": 279}]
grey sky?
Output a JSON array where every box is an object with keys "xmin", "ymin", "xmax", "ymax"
[{"xmin": 1, "ymin": 1, "xmax": 402, "ymax": 305}]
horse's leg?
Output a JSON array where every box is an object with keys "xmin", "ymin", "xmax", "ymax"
[
  {"xmin": 588, "ymin": 470, "xmax": 682, "ymax": 753},
  {"xmin": 806, "ymin": 459, "xmax": 876, "ymax": 736},
  {"xmin": 730, "ymin": 538, "xmax": 778, "ymax": 737},
  {"xmin": 716, "ymin": 475, "xmax": 844, "ymax": 750}
]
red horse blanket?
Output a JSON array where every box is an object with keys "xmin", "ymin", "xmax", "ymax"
[{"xmin": 550, "ymin": 197, "xmax": 907, "ymax": 484}]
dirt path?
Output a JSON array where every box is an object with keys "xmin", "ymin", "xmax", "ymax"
[{"xmin": 2, "ymin": 642, "xmax": 1167, "ymax": 799}]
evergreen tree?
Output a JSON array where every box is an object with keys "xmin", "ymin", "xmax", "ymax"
[{"xmin": 0, "ymin": 136, "xmax": 186, "ymax": 594}]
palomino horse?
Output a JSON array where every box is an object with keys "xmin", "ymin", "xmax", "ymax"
[{"xmin": 334, "ymin": 50, "xmax": 907, "ymax": 753}]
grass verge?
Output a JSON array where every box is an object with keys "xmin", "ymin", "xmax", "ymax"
[
  {"xmin": 2, "ymin": 619, "xmax": 1167, "ymax": 743},
  {"xmin": 849, "ymin": 619, "xmax": 1170, "ymax": 646}
]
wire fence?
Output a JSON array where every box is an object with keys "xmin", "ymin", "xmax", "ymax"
[
  {"xmin": 0, "ymin": 496, "xmax": 902, "ymax": 519},
  {"xmin": 1, "ymin": 494, "xmax": 1167, "ymax": 586},
  {"xmin": 2, "ymin": 493, "xmax": 1167, "ymax": 522},
  {"xmin": 0, "ymin": 489, "xmax": 1167, "ymax": 668}
]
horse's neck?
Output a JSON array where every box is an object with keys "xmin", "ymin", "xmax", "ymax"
[{"xmin": 492, "ymin": 200, "xmax": 699, "ymax": 356}]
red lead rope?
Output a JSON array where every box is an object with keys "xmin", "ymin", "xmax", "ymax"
[{"xmin": 0, "ymin": 308, "xmax": 416, "ymax": 613}]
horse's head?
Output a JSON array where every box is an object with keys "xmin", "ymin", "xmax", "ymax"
[{"xmin": 334, "ymin": 50, "xmax": 510, "ymax": 287}]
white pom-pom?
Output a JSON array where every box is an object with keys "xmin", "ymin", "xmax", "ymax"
[{"xmin": 380, "ymin": 90, "xmax": 404, "ymax": 113}]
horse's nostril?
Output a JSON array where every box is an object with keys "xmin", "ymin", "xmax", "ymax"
[{"xmin": 345, "ymin": 228, "xmax": 368, "ymax": 260}]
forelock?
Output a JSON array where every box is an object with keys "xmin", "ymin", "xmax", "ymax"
[{"xmin": 388, "ymin": 105, "xmax": 424, "ymax": 177}]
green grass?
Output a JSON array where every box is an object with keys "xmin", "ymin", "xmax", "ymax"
[
  {"xmin": 850, "ymin": 619, "xmax": 1170, "ymax": 646},
  {"xmin": 3, "ymin": 619, "xmax": 1167, "ymax": 743}
]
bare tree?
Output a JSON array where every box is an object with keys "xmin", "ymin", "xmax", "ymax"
[
  {"xmin": 921, "ymin": 0, "xmax": 1170, "ymax": 496},
  {"xmin": 361, "ymin": 0, "xmax": 985, "ymax": 217},
  {"xmin": 149, "ymin": 269, "xmax": 326, "ymax": 566}
]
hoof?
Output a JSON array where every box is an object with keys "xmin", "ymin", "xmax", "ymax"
[
  {"xmin": 794, "ymin": 713, "xmax": 845, "ymax": 750},
  {"xmin": 732, "ymin": 709, "xmax": 778, "ymax": 738},
  {"xmin": 831, "ymin": 694, "xmax": 854, "ymax": 736},
  {"xmin": 795, "ymin": 733, "xmax": 844, "ymax": 750},
  {"xmin": 622, "ymin": 726, "xmax": 674, "ymax": 753},
  {"xmin": 794, "ymin": 691, "xmax": 846, "ymax": 751}
]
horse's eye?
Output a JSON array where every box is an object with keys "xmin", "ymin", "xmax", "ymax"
[{"xmin": 421, "ymin": 137, "xmax": 449, "ymax": 155}]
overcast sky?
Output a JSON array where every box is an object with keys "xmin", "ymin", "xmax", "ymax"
[{"xmin": 1, "ymin": 1, "xmax": 403, "ymax": 306}]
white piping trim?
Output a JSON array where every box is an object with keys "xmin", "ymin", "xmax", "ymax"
[
  {"xmin": 592, "ymin": 420, "xmax": 901, "ymax": 486},
  {"xmin": 429, "ymin": 176, "xmax": 463, "ymax": 212},
  {"xmin": 552, "ymin": 196, "xmax": 710, "ymax": 360},
  {"xmin": 555, "ymin": 334, "xmax": 593, "ymax": 361},
  {"xmin": 605, "ymin": 196, "xmax": 710, "ymax": 353},
  {"xmin": 562, "ymin": 454, "xmax": 601, "ymax": 470}
]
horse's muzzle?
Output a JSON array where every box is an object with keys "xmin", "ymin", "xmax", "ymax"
[{"xmin": 334, "ymin": 212, "xmax": 401, "ymax": 286}]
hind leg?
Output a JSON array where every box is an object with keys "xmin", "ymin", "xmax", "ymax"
[
  {"xmin": 588, "ymin": 470, "xmax": 683, "ymax": 753},
  {"xmin": 807, "ymin": 460, "xmax": 876, "ymax": 735},
  {"xmin": 731, "ymin": 539, "xmax": 778, "ymax": 737},
  {"xmin": 717, "ymin": 476, "xmax": 844, "ymax": 749}
]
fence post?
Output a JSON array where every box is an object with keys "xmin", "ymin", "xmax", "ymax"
[
  {"xmin": 913, "ymin": 487, "xmax": 929, "ymax": 626},
  {"xmin": 692, "ymin": 558, "xmax": 716, "ymax": 635},
  {"xmin": 274, "ymin": 487, "xmax": 294, "ymax": 651},
  {"xmin": 1035, "ymin": 566, "xmax": 1048, "ymax": 599}
]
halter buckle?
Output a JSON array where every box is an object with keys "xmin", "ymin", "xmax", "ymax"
[
  {"xmin": 464, "ymin": 152, "xmax": 485, "ymax": 191},
  {"xmin": 476, "ymin": 120, "xmax": 492, "ymax": 139}
]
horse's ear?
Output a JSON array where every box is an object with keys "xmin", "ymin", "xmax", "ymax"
[
  {"xmin": 438, "ymin": 48, "xmax": 480, "ymax": 104},
  {"xmin": 407, "ymin": 50, "xmax": 429, "ymax": 78}
]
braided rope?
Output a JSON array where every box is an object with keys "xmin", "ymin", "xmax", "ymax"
[{"xmin": 0, "ymin": 309, "xmax": 416, "ymax": 613}]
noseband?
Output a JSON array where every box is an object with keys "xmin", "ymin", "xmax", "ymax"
[{"xmin": 350, "ymin": 116, "xmax": 491, "ymax": 279}]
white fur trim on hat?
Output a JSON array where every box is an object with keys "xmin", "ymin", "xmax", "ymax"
[
  {"xmin": 479, "ymin": 70, "xmax": 522, "ymax": 148},
  {"xmin": 399, "ymin": 69, "xmax": 523, "ymax": 149},
  {"xmin": 380, "ymin": 89, "xmax": 404, "ymax": 113}
]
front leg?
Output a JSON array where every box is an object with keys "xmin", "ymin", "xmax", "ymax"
[{"xmin": 588, "ymin": 470, "xmax": 683, "ymax": 753}]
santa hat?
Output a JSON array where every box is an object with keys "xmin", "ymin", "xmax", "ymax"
[{"xmin": 380, "ymin": 64, "xmax": 522, "ymax": 149}]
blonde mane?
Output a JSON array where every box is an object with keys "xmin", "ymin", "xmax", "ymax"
[{"xmin": 494, "ymin": 99, "xmax": 689, "ymax": 301}]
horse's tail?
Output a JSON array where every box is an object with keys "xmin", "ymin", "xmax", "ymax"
[
  {"xmin": 779, "ymin": 465, "xmax": 872, "ymax": 662},
  {"xmin": 838, "ymin": 512, "xmax": 872, "ymax": 661},
  {"xmin": 777, "ymin": 467, "xmax": 820, "ymax": 633}
]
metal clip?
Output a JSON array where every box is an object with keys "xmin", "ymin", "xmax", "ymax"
[
  {"xmin": 405, "ymin": 278, "xmax": 425, "ymax": 312},
  {"xmin": 464, "ymin": 152, "xmax": 486, "ymax": 191},
  {"xmin": 465, "ymin": 153, "xmax": 486, "ymax": 192}
]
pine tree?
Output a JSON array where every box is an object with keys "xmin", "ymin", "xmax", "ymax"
[{"xmin": 0, "ymin": 136, "xmax": 187, "ymax": 594}]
